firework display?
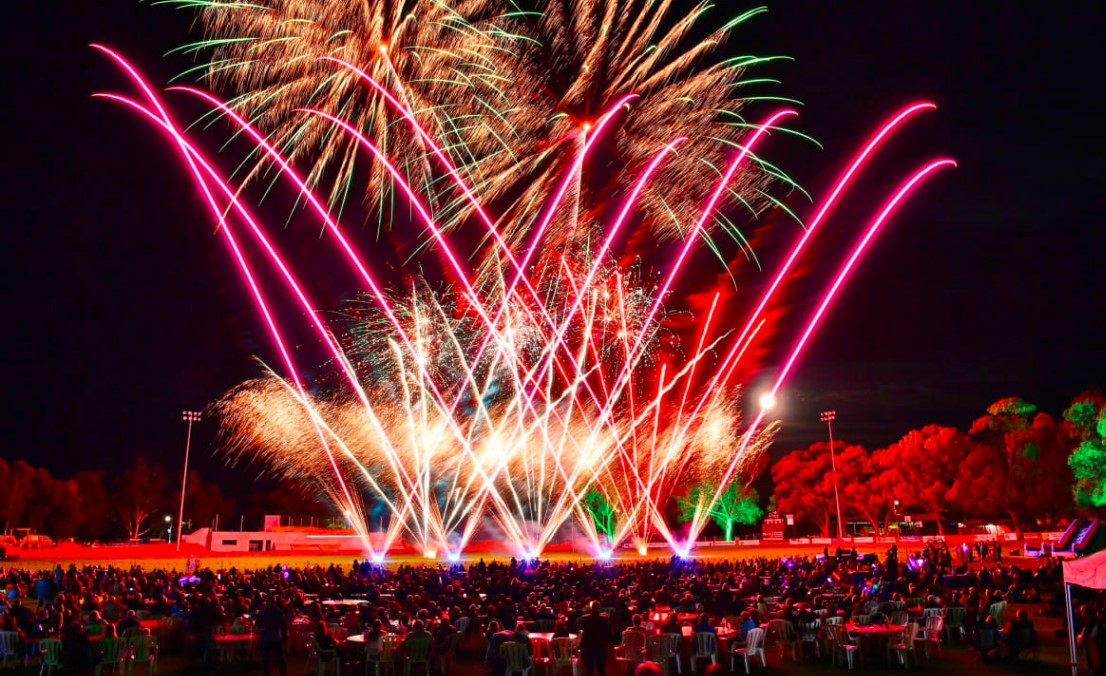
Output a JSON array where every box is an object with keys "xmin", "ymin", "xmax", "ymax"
[{"xmin": 97, "ymin": 0, "xmax": 952, "ymax": 560}]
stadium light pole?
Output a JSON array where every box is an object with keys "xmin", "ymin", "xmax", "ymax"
[
  {"xmin": 820, "ymin": 410, "xmax": 844, "ymax": 540},
  {"xmin": 178, "ymin": 410, "xmax": 203, "ymax": 550}
]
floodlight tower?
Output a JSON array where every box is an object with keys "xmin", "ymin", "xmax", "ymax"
[
  {"xmin": 820, "ymin": 410, "xmax": 844, "ymax": 540},
  {"xmin": 177, "ymin": 410, "xmax": 203, "ymax": 550}
]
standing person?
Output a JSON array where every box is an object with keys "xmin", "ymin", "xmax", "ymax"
[
  {"xmin": 580, "ymin": 601, "xmax": 611, "ymax": 676},
  {"xmin": 256, "ymin": 597, "xmax": 288, "ymax": 676},
  {"xmin": 1079, "ymin": 604, "xmax": 1106, "ymax": 676}
]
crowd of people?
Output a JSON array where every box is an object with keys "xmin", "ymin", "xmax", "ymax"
[{"xmin": 0, "ymin": 543, "xmax": 1103, "ymax": 675}]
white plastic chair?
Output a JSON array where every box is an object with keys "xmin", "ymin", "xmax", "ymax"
[
  {"xmin": 731, "ymin": 627, "xmax": 766, "ymax": 673},
  {"xmin": 500, "ymin": 641, "xmax": 534, "ymax": 676},
  {"xmin": 615, "ymin": 630, "xmax": 647, "ymax": 669},
  {"xmin": 917, "ymin": 615, "xmax": 943, "ymax": 657},
  {"xmin": 655, "ymin": 633, "xmax": 683, "ymax": 675},
  {"xmin": 888, "ymin": 623, "xmax": 919, "ymax": 668},
  {"xmin": 549, "ymin": 637, "xmax": 579, "ymax": 676},
  {"xmin": 691, "ymin": 632, "xmax": 717, "ymax": 671},
  {"xmin": 0, "ymin": 631, "xmax": 19, "ymax": 669},
  {"xmin": 799, "ymin": 620, "xmax": 821, "ymax": 658},
  {"xmin": 826, "ymin": 625, "xmax": 858, "ymax": 670}
]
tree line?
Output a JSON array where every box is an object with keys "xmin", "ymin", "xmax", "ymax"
[
  {"xmin": 771, "ymin": 392, "xmax": 1106, "ymax": 535},
  {"xmin": 0, "ymin": 456, "xmax": 327, "ymax": 541}
]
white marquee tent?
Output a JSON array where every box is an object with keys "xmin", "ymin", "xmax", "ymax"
[{"xmin": 1063, "ymin": 549, "xmax": 1106, "ymax": 675}]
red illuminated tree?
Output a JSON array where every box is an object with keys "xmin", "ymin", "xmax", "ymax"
[
  {"xmin": 772, "ymin": 441, "xmax": 846, "ymax": 536},
  {"xmin": 838, "ymin": 447, "xmax": 897, "ymax": 535},
  {"xmin": 967, "ymin": 397, "xmax": 1072, "ymax": 531},
  {"xmin": 875, "ymin": 425, "xmax": 973, "ymax": 534}
]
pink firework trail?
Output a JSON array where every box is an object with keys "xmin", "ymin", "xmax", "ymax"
[{"xmin": 97, "ymin": 47, "xmax": 953, "ymax": 560}]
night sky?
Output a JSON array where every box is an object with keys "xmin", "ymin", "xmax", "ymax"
[{"xmin": 2, "ymin": 1, "xmax": 1103, "ymax": 493}]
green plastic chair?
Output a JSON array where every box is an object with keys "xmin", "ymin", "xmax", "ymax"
[
  {"xmin": 126, "ymin": 635, "xmax": 157, "ymax": 675},
  {"xmin": 401, "ymin": 634, "xmax": 433, "ymax": 676},
  {"xmin": 96, "ymin": 636, "xmax": 128, "ymax": 675},
  {"xmin": 39, "ymin": 638, "xmax": 64, "ymax": 675}
]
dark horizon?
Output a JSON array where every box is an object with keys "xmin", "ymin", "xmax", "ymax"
[{"xmin": 2, "ymin": 1, "xmax": 1103, "ymax": 494}]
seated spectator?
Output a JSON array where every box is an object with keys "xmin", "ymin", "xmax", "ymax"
[
  {"xmin": 552, "ymin": 618, "xmax": 571, "ymax": 638},
  {"xmin": 974, "ymin": 615, "xmax": 1002, "ymax": 662},
  {"xmin": 660, "ymin": 613, "xmax": 681, "ymax": 635},
  {"xmin": 363, "ymin": 619, "xmax": 386, "ymax": 660},
  {"xmin": 313, "ymin": 620, "xmax": 338, "ymax": 662},
  {"xmin": 1003, "ymin": 609, "xmax": 1036, "ymax": 661},
  {"xmin": 692, "ymin": 613, "xmax": 716, "ymax": 635},
  {"xmin": 738, "ymin": 611, "xmax": 757, "ymax": 640},
  {"xmin": 61, "ymin": 618, "xmax": 91, "ymax": 674},
  {"xmin": 485, "ymin": 620, "xmax": 513, "ymax": 676},
  {"xmin": 624, "ymin": 614, "xmax": 648, "ymax": 638},
  {"xmin": 635, "ymin": 662, "xmax": 663, "ymax": 676},
  {"xmin": 432, "ymin": 617, "xmax": 456, "ymax": 655},
  {"xmin": 116, "ymin": 609, "xmax": 140, "ymax": 635}
]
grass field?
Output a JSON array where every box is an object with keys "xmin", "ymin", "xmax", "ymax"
[{"xmin": 3, "ymin": 541, "xmax": 915, "ymax": 571}]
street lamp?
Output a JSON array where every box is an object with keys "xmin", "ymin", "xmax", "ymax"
[
  {"xmin": 164, "ymin": 515, "xmax": 173, "ymax": 543},
  {"xmin": 820, "ymin": 410, "xmax": 845, "ymax": 540},
  {"xmin": 177, "ymin": 410, "xmax": 202, "ymax": 551}
]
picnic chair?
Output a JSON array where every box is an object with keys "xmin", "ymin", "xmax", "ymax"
[
  {"xmin": 767, "ymin": 620, "xmax": 800, "ymax": 660},
  {"xmin": 731, "ymin": 627, "xmax": 766, "ymax": 674},
  {"xmin": 126, "ymin": 635, "xmax": 158, "ymax": 676},
  {"xmin": 500, "ymin": 641, "xmax": 534, "ymax": 676},
  {"xmin": 974, "ymin": 627, "xmax": 1001, "ymax": 663},
  {"xmin": 916, "ymin": 615, "xmax": 943, "ymax": 658},
  {"xmin": 0, "ymin": 631, "xmax": 19, "ymax": 668},
  {"xmin": 826, "ymin": 624, "xmax": 858, "ymax": 670},
  {"xmin": 614, "ymin": 631, "xmax": 647, "ymax": 672},
  {"xmin": 365, "ymin": 634, "xmax": 397, "ymax": 676},
  {"xmin": 987, "ymin": 602, "xmax": 1007, "ymax": 626},
  {"xmin": 402, "ymin": 634, "xmax": 433, "ymax": 676},
  {"xmin": 95, "ymin": 636, "xmax": 128, "ymax": 676},
  {"xmin": 799, "ymin": 620, "xmax": 821, "ymax": 658},
  {"xmin": 310, "ymin": 636, "xmax": 340, "ymax": 676},
  {"xmin": 645, "ymin": 634, "xmax": 679, "ymax": 676},
  {"xmin": 434, "ymin": 632, "xmax": 462, "ymax": 674},
  {"xmin": 887, "ymin": 622, "xmax": 918, "ymax": 668},
  {"xmin": 943, "ymin": 607, "xmax": 966, "ymax": 642},
  {"xmin": 39, "ymin": 638, "xmax": 64, "ymax": 676},
  {"xmin": 549, "ymin": 637, "xmax": 579, "ymax": 676},
  {"xmin": 690, "ymin": 632, "xmax": 718, "ymax": 672}
]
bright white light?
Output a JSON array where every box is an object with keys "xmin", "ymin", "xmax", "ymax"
[
  {"xmin": 423, "ymin": 549, "xmax": 437, "ymax": 559},
  {"xmin": 447, "ymin": 551, "xmax": 461, "ymax": 562},
  {"xmin": 637, "ymin": 546, "xmax": 648, "ymax": 556},
  {"xmin": 675, "ymin": 548, "xmax": 690, "ymax": 560},
  {"xmin": 598, "ymin": 549, "xmax": 612, "ymax": 561},
  {"xmin": 759, "ymin": 392, "xmax": 776, "ymax": 410},
  {"xmin": 371, "ymin": 553, "xmax": 385, "ymax": 564}
]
